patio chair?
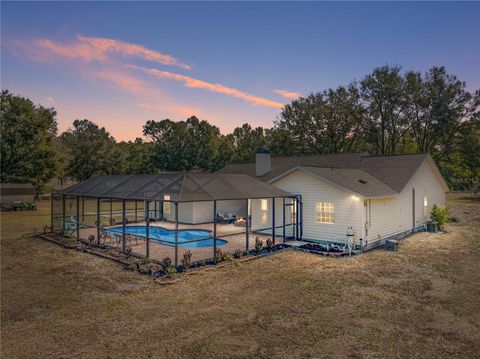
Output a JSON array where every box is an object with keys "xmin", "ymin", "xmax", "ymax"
[
  {"xmin": 60, "ymin": 218, "xmax": 76, "ymax": 234},
  {"xmin": 70, "ymin": 215, "xmax": 88, "ymax": 229}
]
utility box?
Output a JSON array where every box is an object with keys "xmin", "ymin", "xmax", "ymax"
[
  {"xmin": 426, "ymin": 221, "xmax": 438, "ymax": 233},
  {"xmin": 385, "ymin": 239, "xmax": 399, "ymax": 251}
]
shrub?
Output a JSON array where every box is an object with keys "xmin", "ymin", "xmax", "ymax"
[
  {"xmin": 233, "ymin": 249, "xmax": 242, "ymax": 259},
  {"xmin": 181, "ymin": 250, "xmax": 193, "ymax": 269},
  {"xmin": 166, "ymin": 267, "xmax": 177, "ymax": 276},
  {"xmin": 431, "ymin": 204, "xmax": 449, "ymax": 230},
  {"xmin": 162, "ymin": 256, "xmax": 172, "ymax": 271},
  {"xmin": 266, "ymin": 238, "xmax": 273, "ymax": 249},
  {"xmin": 88, "ymin": 234, "xmax": 95, "ymax": 244},
  {"xmin": 215, "ymin": 248, "xmax": 223, "ymax": 262},
  {"xmin": 254, "ymin": 237, "xmax": 263, "ymax": 253},
  {"xmin": 222, "ymin": 252, "xmax": 233, "ymax": 261}
]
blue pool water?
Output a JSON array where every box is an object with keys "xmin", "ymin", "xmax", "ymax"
[{"xmin": 107, "ymin": 225, "xmax": 227, "ymax": 248}]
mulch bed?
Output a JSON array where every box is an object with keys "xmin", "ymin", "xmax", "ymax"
[
  {"xmin": 296, "ymin": 243, "xmax": 354, "ymax": 257},
  {"xmin": 35, "ymin": 232, "xmax": 292, "ymax": 283}
]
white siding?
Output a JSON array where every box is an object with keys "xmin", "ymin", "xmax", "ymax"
[
  {"xmin": 159, "ymin": 200, "xmax": 247, "ymax": 224},
  {"xmin": 163, "ymin": 202, "xmax": 194, "ymax": 223},
  {"xmin": 368, "ymin": 159, "xmax": 446, "ymax": 243},
  {"xmin": 251, "ymin": 170, "xmax": 365, "ymax": 243}
]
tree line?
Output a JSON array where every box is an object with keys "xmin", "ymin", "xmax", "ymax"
[{"xmin": 1, "ymin": 65, "xmax": 479, "ymax": 194}]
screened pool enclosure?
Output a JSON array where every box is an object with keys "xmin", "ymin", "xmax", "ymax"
[{"xmin": 51, "ymin": 173, "xmax": 302, "ymax": 265}]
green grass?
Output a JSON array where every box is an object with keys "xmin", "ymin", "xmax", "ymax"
[{"xmin": 1, "ymin": 194, "xmax": 479, "ymax": 358}]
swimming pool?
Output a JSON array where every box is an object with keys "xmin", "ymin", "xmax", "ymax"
[{"xmin": 107, "ymin": 225, "xmax": 227, "ymax": 248}]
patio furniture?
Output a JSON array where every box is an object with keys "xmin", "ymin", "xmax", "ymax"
[{"xmin": 217, "ymin": 213, "xmax": 235, "ymax": 224}]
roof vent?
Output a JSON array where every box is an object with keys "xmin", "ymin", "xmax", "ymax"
[{"xmin": 358, "ymin": 179, "xmax": 368, "ymax": 184}]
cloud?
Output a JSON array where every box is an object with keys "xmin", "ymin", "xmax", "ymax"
[
  {"xmin": 273, "ymin": 89, "xmax": 301, "ymax": 100},
  {"xmin": 77, "ymin": 36, "xmax": 191, "ymax": 69},
  {"xmin": 21, "ymin": 35, "xmax": 189, "ymax": 69},
  {"xmin": 130, "ymin": 65, "xmax": 285, "ymax": 109}
]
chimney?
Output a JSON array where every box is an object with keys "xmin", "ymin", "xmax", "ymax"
[{"xmin": 256, "ymin": 148, "xmax": 271, "ymax": 176}]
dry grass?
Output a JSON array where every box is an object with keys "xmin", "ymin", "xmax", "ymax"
[{"xmin": 1, "ymin": 194, "xmax": 479, "ymax": 358}]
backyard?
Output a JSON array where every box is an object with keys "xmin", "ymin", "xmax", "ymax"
[{"xmin": 1, "ymin": 193, "xmax": 479, "ymax": 358}]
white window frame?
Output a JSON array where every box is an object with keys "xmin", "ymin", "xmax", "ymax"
[
  {"xmin": 163, "ymin": 195, "xmax": 171, "ymax": 214},
  {"xmin": 260, "ymin": 199, "xmax": 268, "ymax": 224},
  {"xmin": 316, "ymin": 202, "xmax": 335, "ymax": 224}
]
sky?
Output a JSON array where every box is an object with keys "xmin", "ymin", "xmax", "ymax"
[{"xmin": 2, "ymin": 1, "xmax": 479, "ymax": 141}]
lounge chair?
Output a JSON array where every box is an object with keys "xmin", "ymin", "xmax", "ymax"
[{"xmin": 217, "ymin": 213, "xmax": 235, "ymax": 224}]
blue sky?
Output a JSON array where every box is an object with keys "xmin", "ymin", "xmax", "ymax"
[{"xmin": 2, "ymin": 1, "xmax": 479, "ymax": 140}]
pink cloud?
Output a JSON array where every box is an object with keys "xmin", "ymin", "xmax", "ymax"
[
  {"xmin": 20, "ymin": 36, "xmax": 190, "ymax": 69},
  {"xmin": 77, "ymin": 36, "xmax": 191, "ymax": 69},
  {"xmin": 130, "ymin": 65, "xmax": 285, "ymax": 109},
  {"xmin": 273, "ymin": 89, "xmax": 301, "ymax": 99}
]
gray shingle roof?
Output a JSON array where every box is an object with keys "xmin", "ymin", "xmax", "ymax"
[
  {"xmin": 297, "ymin": 166, "xmax": 398, "ymax": 197},
  {"xmin": 217, "ymin": 153, "xmax": 430, "ymax": 195},
  {"xmin": 59, "ymin": 173, "xmax": 292, "ymax": 201}
]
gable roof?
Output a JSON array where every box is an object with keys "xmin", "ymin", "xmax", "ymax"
[
  {"xmin": 58, "ymin": 173, "xmax": 292, "ymax": 202},
  {"xmin": 272, "ymin": 166, "xmax": 398, "ymax": 198},
  {"xmin": 218, "ymin": 153, "xmax": 435, "ymax": 195}
]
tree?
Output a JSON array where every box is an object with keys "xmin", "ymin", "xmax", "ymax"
[
  {"xmin": 143, "ymin": 116, "xmax": 231, "ymax": 172},
  {"xmin": 405, "ymin": 67, "xmax": 473, "ymax": 162},
  {"xmin": 116, "ymin": 138, "xmax": 156, "ymax": 174},
  {"xmin": 226, "ymin": 123, "xmax": 266, "ymax": 162},
  {"xmin": 274, "ymin": 84, "xmax": 364, "ymax": 155},
  {"xmin": 0, "ymin": 90, "xmax": 58, "ymax": 193},
  {"xmin": 360, "ymin": 65, "xmax": 411, "ymax": 155},
  {"xmin": 60, "ymin": 119, "xmax": 119, "ymax": 181}
]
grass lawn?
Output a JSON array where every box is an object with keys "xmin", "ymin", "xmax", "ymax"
[{"xmin": 1, "ymin": 194, "xmax": 479, "ymax": 358}]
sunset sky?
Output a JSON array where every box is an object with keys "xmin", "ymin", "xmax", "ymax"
[{"xmin": 2, "ymin": 1, "xmax": 479, "ymax": 141}]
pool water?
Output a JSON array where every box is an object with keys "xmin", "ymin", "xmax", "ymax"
[{"xmin": 107, "ymin": 225, "xmax": 227, "ymax": 248}]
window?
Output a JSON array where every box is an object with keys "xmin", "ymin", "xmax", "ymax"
[
  {"xmin": 316, "ymin": 202, "xmax": 334, "ymax": 224},
  {"xmin": 163, "ymin": 195, "xmax": 171, "ymax": 214},
  {"xmin": 423, "ymin": 196, "xmax": 428, "ymax": 218},
  {"xmin": 261, "ymin": 199, "xmax": 268, "ymax": 224}
]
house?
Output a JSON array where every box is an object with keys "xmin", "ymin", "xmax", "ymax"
[
  {"xmin": 0, "ymin": 183, "xmax": 35, "ymax": 205},
  {"xmin": 217, "ymin": 150, "xmax": 448, "ymax": 249}
]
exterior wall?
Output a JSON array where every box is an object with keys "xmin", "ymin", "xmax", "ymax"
[
  {"xmin": 162, "ymin": 201, "xmax": 194, "ymax": 223},
  {"xmin": 193, "ymin": 201, "xmax": 213, "ymax": 223},
  {"xmin": 367, "ymin": 159, "xmax": 446, "ymax": 244},
  {"xmin": 252, "ymin": 170, "xmax": 365, "ymax": 243},
  {"xmin": 156, "ymin": 199, "xmax": 246, "ymax": 224}
]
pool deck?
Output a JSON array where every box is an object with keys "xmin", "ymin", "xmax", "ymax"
[{"xmin": 78, "ymin": 220, "xmax": 289, "ymax": 264}]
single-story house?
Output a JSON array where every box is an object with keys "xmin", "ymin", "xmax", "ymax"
[
  {"xmin": 217, "ymin": 150, "xmax": 448, "ymax": 249},
  {"xmin": 56, "ymin": 150, "xmax": 448, "ymax": 255},
  {"xmin": 0, "ymin": 183, "xmax": 35, "ymax": 205}
]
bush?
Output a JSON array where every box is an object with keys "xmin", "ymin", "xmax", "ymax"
[
  {"xmin": 266, "ymin": 238, "xmax": 273, "ymax": 249},
  {"xmin": 166, "ymin": 267, "xmax": 177, "ymax": 276},
  {"xmin": 222, "ymin": 252, "xmax": 233, "ymax": 261},
  {"xmin": 162, "ymin": 256, "xmax": 172, "ymax": 271},
  {"xmin": 88, "ymin": 234, "xmax": 95, "ymax": 244},
  {"xmin": 181, "ymin": 250, "xmax": 192, "ymax": 269},
  {"xmin": 215, "ymin": 248, "xmax": 223, "ymax": 262},
  {"xmin": 254, "ymin": 237, "xmax": 263, "ymax": 253},
  {"xmin": 431, "ymin": 204, "xmax": 449, "ymax": 230},
  {"xmin": 233, "ymin": 249, "xmax": 242, "ymax": 259}
]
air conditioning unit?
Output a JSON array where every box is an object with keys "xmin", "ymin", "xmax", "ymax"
[
  {"xmin": 426, "ymin": 221, "xmax": 438, "ymax": 233},
  {"xmin": 385, "ymin": 239, "xmax": 399, "ymax": 251}
]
